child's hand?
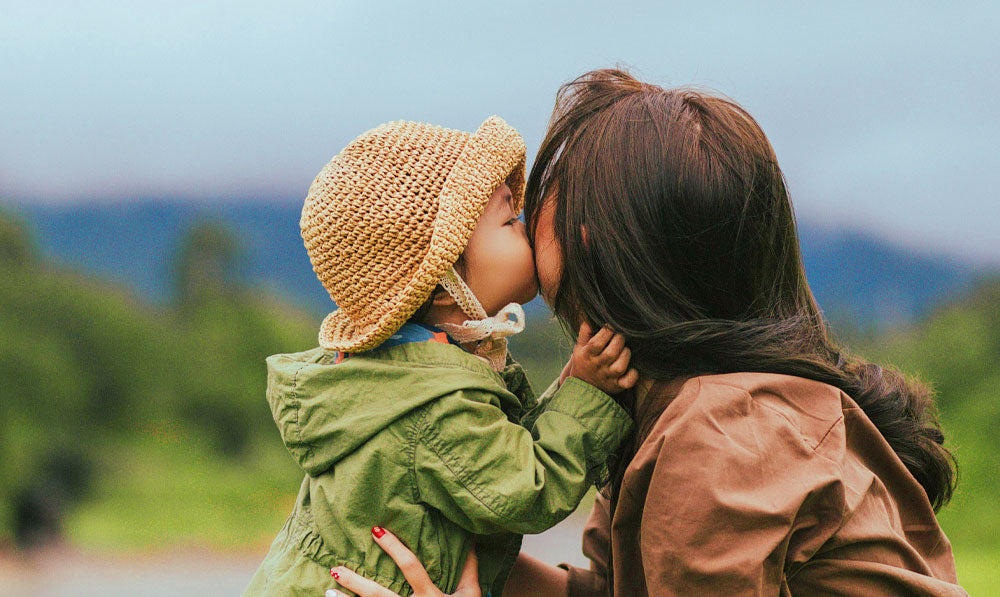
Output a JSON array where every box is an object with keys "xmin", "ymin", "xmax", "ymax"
[{"xmin": 567, "ymin": 322, "xmax": 639, "ymax": 394}]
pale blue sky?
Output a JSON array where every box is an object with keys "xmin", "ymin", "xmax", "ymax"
[{"xmin": 2, "ymin": 1, "xmax": 998, "ymax": 262}]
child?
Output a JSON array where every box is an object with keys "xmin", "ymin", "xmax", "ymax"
[{"xmin": 242, "ymin": 116, "xmax": 636, "ymax": 597}]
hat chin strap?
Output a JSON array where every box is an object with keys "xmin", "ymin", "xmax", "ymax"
[{"xmin": 436, "ymin": 267, "xmax": 525, "ymax": 371}]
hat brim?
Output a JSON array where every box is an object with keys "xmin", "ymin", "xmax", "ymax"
[{"xmin": 318, "ymin": 116, "xmax": 526, "ymax": 353}]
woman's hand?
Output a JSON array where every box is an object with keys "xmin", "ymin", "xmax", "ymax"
[{"xmin": 325, "ymin": 527, "xmax": 480, "ymax": 597}]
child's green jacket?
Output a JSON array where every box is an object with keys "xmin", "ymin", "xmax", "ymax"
[{"xmin": 242, "ymin": 326, "xmax": 632, "ymax": 596}]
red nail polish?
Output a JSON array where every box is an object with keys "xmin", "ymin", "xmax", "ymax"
[
  {"xmin": 372, "ymin": 526, "xmax": 386, "ymax": 538},
  {"xmin": 330, "ymin": 569, "xmax": 340, "ymax": 579}
]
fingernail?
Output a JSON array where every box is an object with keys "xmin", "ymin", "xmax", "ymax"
[
  {"xmin": 372, "ymin": 525, "xmax": 386, "ymax": 538},
  {"xmin": 330, "ymin": 568, "xmax": 340, "ymax": 579},
  {"xmin": 326, "ymin": 590, "xmax": 341, "ymax": 597}
]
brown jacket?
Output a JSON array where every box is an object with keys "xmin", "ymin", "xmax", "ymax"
[{"xmin": 562, "ymin": 373, "xmax": 967, "ymax": 596}]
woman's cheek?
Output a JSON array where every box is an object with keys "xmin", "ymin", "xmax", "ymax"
[
  {"xmin": 534, "ymin": 239, "xmax": 563, "ymax": 305},
  {"xmin": 531, "ymin": 201, "xmax": 562, "ymax": 304}
]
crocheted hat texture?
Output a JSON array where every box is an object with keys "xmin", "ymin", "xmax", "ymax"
[{"xmin": 301, "ymin": 115, "xmax": 527, "ymax": 352}]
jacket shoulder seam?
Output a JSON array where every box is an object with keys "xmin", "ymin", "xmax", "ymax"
[
  {"xmin": 698, "ymin": 380, "xmax": 801, "ymax": 434},
  {"xmin": 697, "ymin": 378, "xmax": 844, "ymax": 458},
  {"xmin": 811, "ymin": 415, "xmax": 846, "ymax": 462},
  {"xmin": 288, "ymin": 360, "xmax": 313, "ymax": 465},
  {"xmin": 365, "ymin": 345, "xmax": 507, "ymax": 386},
  {"xmin": 409, "ymin": 407, "xmax": 428, "ymax": 504}
]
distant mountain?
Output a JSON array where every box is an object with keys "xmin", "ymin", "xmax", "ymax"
[
  {"xmin": 797, "ymin": 226, "xmax": 980, "ymax": 330},
  {"xmin": 10, "ymin": 200, "xmax": 986, "ymax": 329},
  {"xmin": 17, "ymin": 200, "xmax": 330, "ymax": 313}
]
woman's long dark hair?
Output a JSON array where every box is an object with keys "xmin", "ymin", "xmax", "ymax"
[{"xmin": 525, "ymin": 68, "xmax": 955, "ymax": 511}]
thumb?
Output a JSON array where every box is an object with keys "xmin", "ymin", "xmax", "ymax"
[{"xmin": 454, "ymin": 544, "xmax": 481, "ymax": 596}]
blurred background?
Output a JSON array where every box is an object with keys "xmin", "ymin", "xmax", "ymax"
[{"xmin": 1, "ymin": 1, "xmax": 998, "ymax": 595}]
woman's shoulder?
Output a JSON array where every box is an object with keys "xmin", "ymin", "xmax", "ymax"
[
  {"xmin": 639, "ymin": 372, "xmax": 850, "ymax": 462},
  {"xmin": 690, "ymin": 371, "xmax": 844, "ymax": 432},
  {"xmin": 626, "ymin": 373, "xmax": 855, "ymax": 546},
  {"xmin": 619, "ymin": 373, "xmax": 963, "ymax": 596}
]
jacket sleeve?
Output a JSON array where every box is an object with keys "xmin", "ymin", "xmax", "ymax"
[
  {"xmin": 518, "ymin": 376, "xmax": 560, "ymax": 431},
  {"xmin": 634, "ymin": 381, "xmax": 846, "ymax": 596},
  {"xmin": 559, "ymin": 494, "xmax": 612, "ymax": 597},
  {"xmin": 412, "ymin": 377, "xmax": 632, "ymax": 535}
]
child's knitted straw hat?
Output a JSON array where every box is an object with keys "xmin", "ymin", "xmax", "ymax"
[{"xmin": 301, "ymin": 115, "xmax": 526, "ymax": 354}]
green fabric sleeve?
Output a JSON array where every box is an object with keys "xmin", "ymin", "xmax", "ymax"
[
  {"xmin": 412, "ymin": 377, "xmax": 632, "ymax": 535},
  {"xmin": 518, "ymin": 376, "xmax": 560, "ymax": 431}
]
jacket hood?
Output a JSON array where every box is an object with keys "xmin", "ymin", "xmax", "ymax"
[{"xmin": 265, "ymin": 343, "xmax": 513, "ymax": 476}]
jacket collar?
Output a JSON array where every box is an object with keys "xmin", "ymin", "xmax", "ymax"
[{"xmin": 634, "ymin": 375, "xmax": 695, "ymax": 444}]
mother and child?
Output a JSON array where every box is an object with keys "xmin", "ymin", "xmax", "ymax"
[{"xmin": 243, "ymin": 69, "xmax": 967, "ymax": 596}]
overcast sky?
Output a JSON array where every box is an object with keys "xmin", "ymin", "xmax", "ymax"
[{"xmin": 2, "ymin": 1, "xmax": 998, "ymax": 263}]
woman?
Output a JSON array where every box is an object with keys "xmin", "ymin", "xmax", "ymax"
[{"xmin": 328, "ymin": 69, "xmax": 966, "ymax": 596}]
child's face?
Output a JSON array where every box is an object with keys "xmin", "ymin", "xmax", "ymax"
[{"xmin": 461, "ymin": 182, "xmax": 539, "ymax": 314}]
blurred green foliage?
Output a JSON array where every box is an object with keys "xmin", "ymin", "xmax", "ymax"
[
  {"xmin": 0, "ymin": 208, "xmax": 995, "ymax": 591},
  {"xmin": 0, "ymin": 210, "xmax": 315, "ymax": 549},
  {"xmin": 853, "ymin": 278, "xmax": 1000, "ymax": 594}
]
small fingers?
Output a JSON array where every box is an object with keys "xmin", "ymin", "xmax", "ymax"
[
  {"xmin": 618, "ymin": 368, "xmax": 640, "ymax": 390},
  {"xmin": 575, "ymin": 321, "xmax": 594, "ymax": 346},
  {"xmin": 607, "ymin": 347, "xmax": 631, "ymax": 376},
  {"xmin": 586, "ymin": 325, "xmax": 615, "ymax": 355},
  {"xmin": 600, "ymin": 334, "xmax": 626, "ymax": 363}
]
